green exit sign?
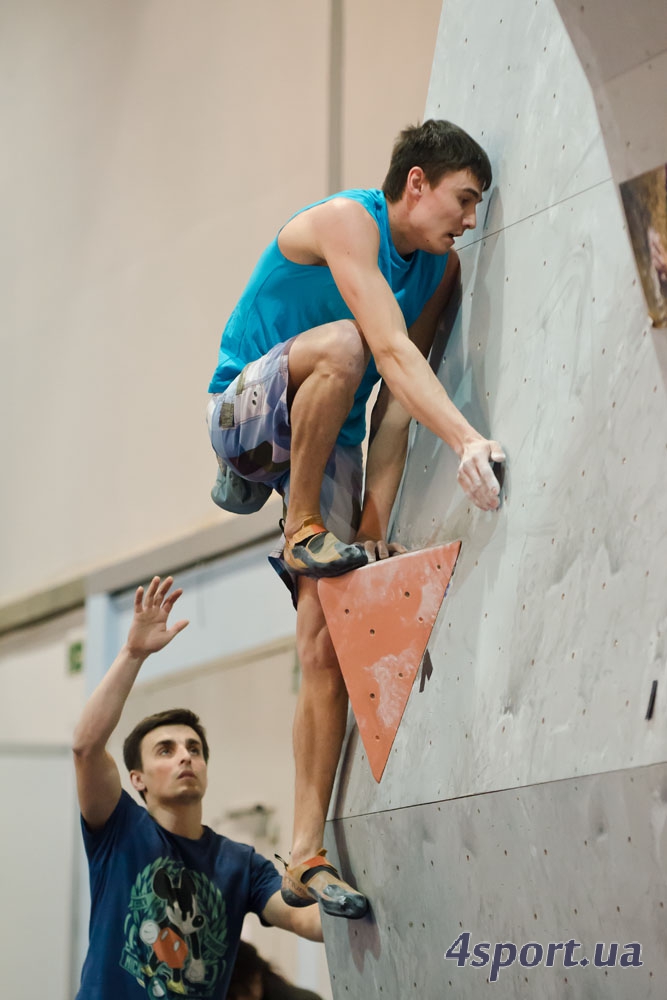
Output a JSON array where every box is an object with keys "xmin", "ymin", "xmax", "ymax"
[{"xmin": 68, "ymin": 640, "xmax": 84, "ymax": 675}]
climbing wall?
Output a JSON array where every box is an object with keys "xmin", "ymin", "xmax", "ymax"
[{"xmin": 322, "ymin": 1, "xmax": 667, "ymax": 996}]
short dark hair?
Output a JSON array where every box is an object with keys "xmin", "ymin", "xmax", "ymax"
[
  {"xmin": 123, "ymin": 708, "xmax": 210, "ymax": 787},
  {"xmin": 382, "ymin": 119, "xmax": 492, "ymax": 202}
]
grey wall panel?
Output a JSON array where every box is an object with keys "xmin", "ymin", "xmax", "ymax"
[
  {"xmin": 332, "ymin": 175, "xmax": 667, "ymax": 820},
  {"xmin": 324, "ymin": 3, "xmax": 667, "ymax": 997},
  {"xmin": 554, "ymin": 0, "xmax": 667, "ymax": 183},
  {"xmin": 554, "ymin": 0, "xmax": 667, "ymax": 86},
  {"xmin": 325, "ymin": 764, "xmax": 667, "ymax": 998},
  {"xmin": 426, "ymin": 0, "xmax": 610, "ymax": 252},
  {"xmin": 592, "ymin": 51, "xmax": 667, "ymax": 182}
]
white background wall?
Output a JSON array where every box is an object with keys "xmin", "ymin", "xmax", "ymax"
[
  {"xmin": 1, "ymin": 2, "xmax": 443, "ymax": 996},
  {"xmin": 0, "ymin": 608, "xmax": 85, "ymax": 744},
  {"xmin": 1, "ymin": 0, "xmax": 441, "ymax": 614},
  {"xmin": 0, "ymin": 609, "xmax": 84, "ymax": 998}
]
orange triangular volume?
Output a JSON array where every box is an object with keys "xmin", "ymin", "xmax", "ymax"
[{"xmin": 318, "ymin": 542, "xmax": 461, "ymax": 782}]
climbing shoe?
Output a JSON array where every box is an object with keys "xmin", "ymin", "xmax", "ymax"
[
  {"xmin": 283, "ymin": 518, "xmax": 368, "ymax": 578},
  {"xmin": 278, "ymin": 849, "xmax": 369, "ymax": 919}
]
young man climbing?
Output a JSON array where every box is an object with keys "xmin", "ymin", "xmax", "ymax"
[
  {"xmin": 73, "ymin": 576, "xmax": 322, "ymax": 999},
  {"xmin": 207, "ymin": 120, "xmax": 505, "ymax": 919}
]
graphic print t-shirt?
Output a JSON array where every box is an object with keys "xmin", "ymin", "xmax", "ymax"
[{"xmin": 76, "ymin": 791, "xmax": 281, "ymax": 1000}]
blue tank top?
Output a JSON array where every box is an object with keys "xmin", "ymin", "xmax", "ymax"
[{"xmin": 208, "ymin": 188, "xmax": 448, "ymax": 447}]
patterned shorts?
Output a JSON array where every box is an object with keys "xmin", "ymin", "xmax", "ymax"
[{"xmin": 207, "ymin": 337, "xmax": 363, "ymax": 603}]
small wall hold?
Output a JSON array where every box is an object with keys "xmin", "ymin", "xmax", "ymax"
[{"xmin": 419, "ymin": 648, "xmax": 434, "ymax": 693}]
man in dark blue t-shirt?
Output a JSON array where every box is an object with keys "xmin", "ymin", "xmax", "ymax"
[{"xmin": 73, "ymin": 575, "xmax": 322, "ymax": 1000}]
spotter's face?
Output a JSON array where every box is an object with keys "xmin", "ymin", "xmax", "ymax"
[{"xmin": 132, "ymin": 724, "xmax": 208, "ymax": 806}]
